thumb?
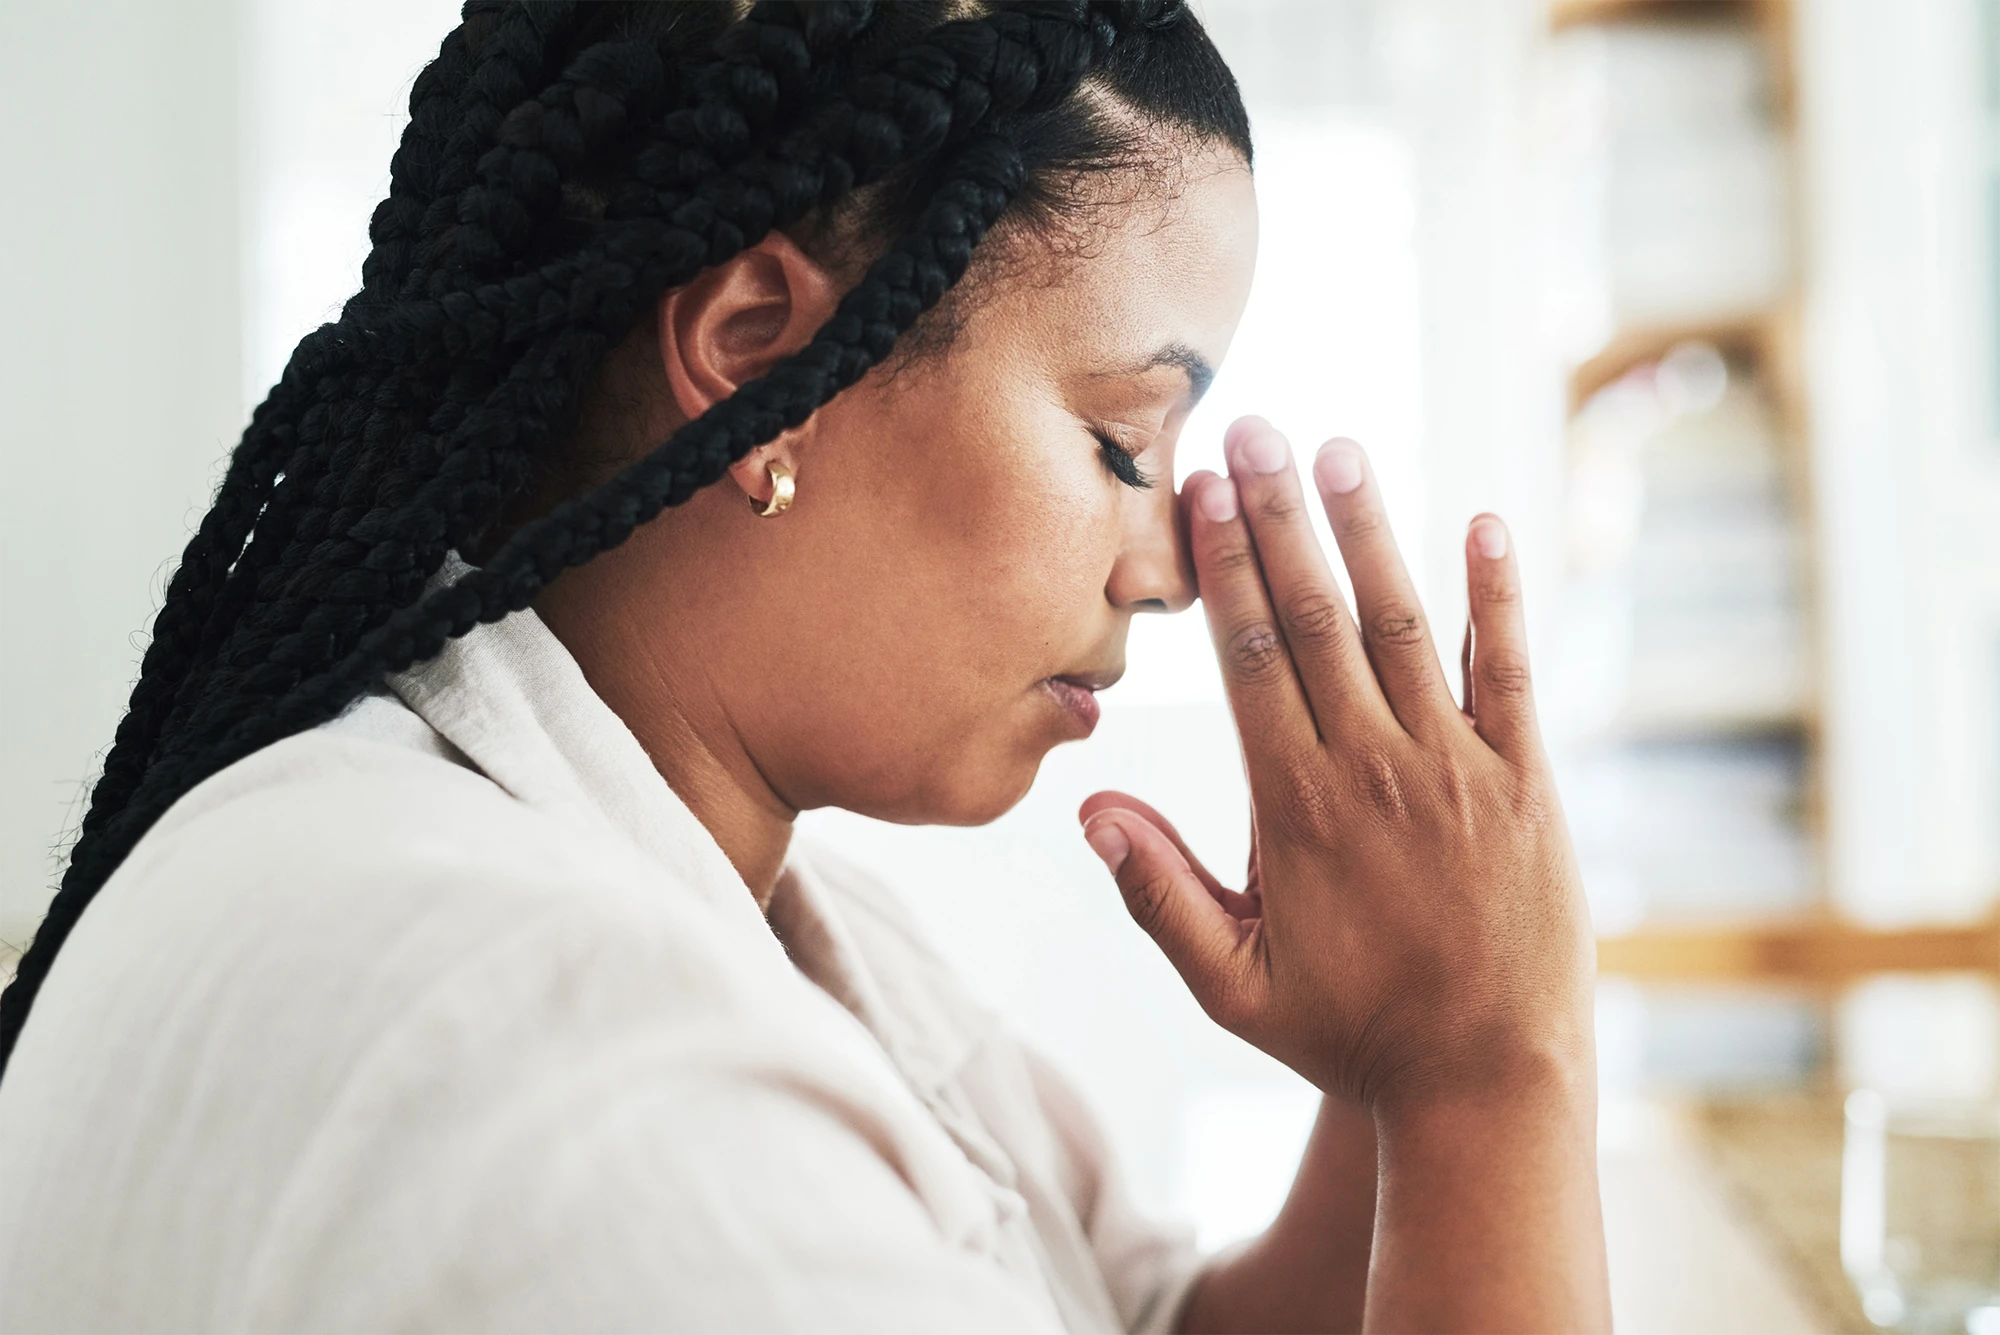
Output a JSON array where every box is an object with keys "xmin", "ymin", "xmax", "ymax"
[{"xmin": 1081, "ymin": 810, "xmax": 1253, "ymax": 1018}]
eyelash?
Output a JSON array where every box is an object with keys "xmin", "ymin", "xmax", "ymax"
[{"xmin": 1094, "ymin": 431, "xmax": 1156, "ymax": 490}]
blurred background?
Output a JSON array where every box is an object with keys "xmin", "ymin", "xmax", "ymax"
[{"xmin": 5, "ymin": 1, "xmax": 2000, "ymax": 1330}]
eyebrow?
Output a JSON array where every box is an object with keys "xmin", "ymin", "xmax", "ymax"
[
  {"xmin": 1149, "ymin": 343, "xmax": 1216, "ymax": 403},
  {"xmin": 1102, "ymin": 342, "xmax": 1216, "ymax": 404}
]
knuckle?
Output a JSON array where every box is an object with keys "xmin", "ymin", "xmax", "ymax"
[
  {"xmin": 1430, "ymin": 758, "xmax": 1483, "ymax": 834},
  {"xmin": 1225, "ymin": 620, "xmax": 1289, "ymax": 682},
  {"xmin": 1475, "ymin": 570, "xmax": 1521, "ymax": 607},
  {"xmin": 1260, "ymin": 743, "xmax": 1329, "ymax": 819},
  {"xmin": 1508, "ymin": 774, "xmax": 1561, "ymax": 833},
  {"xmin": 1281, "ymin": 593, "xmax": 1349, "ymax": 649},
  {"xmin": 1119, "ymin": 868, "xmax": 1177, "ymax": 939},
  {"xmin": 1205, "ymin": 540, "xmax": 1261, "ymax": 579},
  {"xmin": 1340, "ymin": 507, "xmax": 1387, "ymax": 544},
  {"xmin": 1253, "ymin": 488, "xmax": 1305, "ymax": 525},
  {"xmin": 1281, "ymin": 777, "xmax": 1340, "ymax": 843},
  {"xmin": 1346, "ymin": 745, "xmax": 1411, "ymax": 821},
  {"xmin": 1369, "ymin": 604, "xmax": 1427, "ymax": 649},
  {"xmin": 1478, "ymin": 649, "xmax": 1533, "ymax": 696}
]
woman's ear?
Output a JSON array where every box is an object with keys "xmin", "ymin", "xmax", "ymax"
[{"xmin": 657, "ymin": 231, "xmax": 839, "ymax": 509}]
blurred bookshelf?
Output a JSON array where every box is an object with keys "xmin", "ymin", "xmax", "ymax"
[
  {"xmin": 1596, "ymin": 916, "xmax": 2000, "ymax": 982},
  {"xmin": 1550, "ymin": 0, "xmax": 1746, "ymax": 26},
  {"xmin": 1538, "ymin": 0, "xmax": 1992, "ymax": 986}
]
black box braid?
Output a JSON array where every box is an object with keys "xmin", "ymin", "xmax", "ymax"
[{"xmin": 0, "ymin": 0, "xmax": 1250, "ymax": 1077}]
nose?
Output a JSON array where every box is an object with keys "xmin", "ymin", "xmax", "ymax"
[{"xmin": 1105, "ymin": 483, "xmax": 1197, "ymax": 614}]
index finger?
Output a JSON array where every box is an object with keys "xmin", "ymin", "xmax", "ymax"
[{"xmin": 1184, "ymin": 469, "xmax": 1320, "ymax": 772}]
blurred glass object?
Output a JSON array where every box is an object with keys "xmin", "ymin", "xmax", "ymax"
[
  {"xmin": 1843, "ymin": 1091, "xmax": 2000, "ymax": 1334},
  {"xmin": 1842, "ymin": 977, "xmax": 2000, "ymax": 1106}
]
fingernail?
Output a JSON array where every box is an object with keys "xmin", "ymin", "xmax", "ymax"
[
  {"xmin": 1234, "ymin": 426, "xmax": 1291, "ymax": 475},
  {"xmin": 1471, "ymin": 516, "xmax": 1508, "ymax": 559},
  {"xmin": 1197, "ymin": 476, "xmax": 1238, "ymax": 523},
  {"xmin": 1315, "ymin": 441, "xmax": 1364, "ymax": 495},
  {"xmin": 1084, "ymin": 820, "xmax": 1131, "ymax": 874}
]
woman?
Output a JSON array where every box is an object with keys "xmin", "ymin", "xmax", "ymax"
[{"xmin": 0, "ymin": 2, "xmax": 1608, "ymax": 1331}]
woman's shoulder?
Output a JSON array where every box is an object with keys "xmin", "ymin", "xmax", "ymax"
[
  {"xmin": 23, "ymin": 701, "xmax": 815, "ymax": 1140},
  {"xmin": 133, "ymin": 695, "xmax": 552, "ymax": 873},
  {"xmin": 36, "ymin": 706, "xmax": 795, "ymax": 1093},
  {"xmin": 115, "ymin": 696, "xmax": 669, "ymax": 931}
]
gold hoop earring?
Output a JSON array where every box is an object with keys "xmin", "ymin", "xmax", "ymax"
[{"xmin": 753, "ymin": 460, "xmax": 795, "ymax": 518}]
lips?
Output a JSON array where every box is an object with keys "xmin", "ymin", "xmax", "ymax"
[{"xmin": 1043, "ymin": 671, "xmax": 1117, "ymax": 734}]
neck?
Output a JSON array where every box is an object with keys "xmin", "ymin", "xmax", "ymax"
[{"xmin": 533, "ymin": 577, "xmax": 798, "ymax": 911}]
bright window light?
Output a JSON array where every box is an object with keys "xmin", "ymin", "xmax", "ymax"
[{"xmin": 1114, "ymin": 115, "xmax": 1427, "ymax": 708}]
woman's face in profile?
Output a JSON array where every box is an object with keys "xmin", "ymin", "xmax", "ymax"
[{"xmin": 549, "ymin": 142, "xmax": 1258, "ymax": 829}]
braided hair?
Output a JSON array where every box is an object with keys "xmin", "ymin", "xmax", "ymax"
[{"xmin": 0, "ymin": 0, "xmax": 1250, "ymax": 1078}]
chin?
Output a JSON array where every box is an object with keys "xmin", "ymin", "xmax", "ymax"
[{"xmin": 878, "ymin": 744, "xmax": 1051, "ymax": 829}]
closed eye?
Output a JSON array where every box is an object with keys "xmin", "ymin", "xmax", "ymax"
[{"xmin": 1094, "ymin": 431, "xmax": 1155, "ymax": 490}]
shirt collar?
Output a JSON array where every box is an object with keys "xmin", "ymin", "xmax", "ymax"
[{"xmin": 384, "ymin": 554, "xmax": 781, "ymax": 957}]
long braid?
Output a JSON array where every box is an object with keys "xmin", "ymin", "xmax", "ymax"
[
  {"xmin": 94, "ymin": 0, "xmax": 880, "ymax": 791},
  {"xmin": 67, "ymin": 11, "xmax": 540, "ymax": 844},
  {"xmin": 1, "ymin": 0, "xmax": 1246, "ymax": 1078}
]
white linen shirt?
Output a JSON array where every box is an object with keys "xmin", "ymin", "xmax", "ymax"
[{"xmin": 0, "ymin": 562, "xmax": 1202, "ymax": 1333}]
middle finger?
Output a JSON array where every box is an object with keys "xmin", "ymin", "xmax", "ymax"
[
  {"xmin": 1313, "ymin": 438, "xmax": 1459, "ymax": 736},
  {"xmin": 1222, "ymin": 417, "xmax": 1395, "ymax": 736}
]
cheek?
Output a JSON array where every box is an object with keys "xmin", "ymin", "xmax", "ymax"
[
  {"xmin": 904, "ymin": 405, "xmax": 1113, "ymax": 647},
  {"xmin": 760, "ymin": 383, "xmax": 1119, "ymax": 813}
]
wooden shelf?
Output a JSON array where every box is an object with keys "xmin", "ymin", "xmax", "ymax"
[
  {"xmin": 1597, "ymin": 916, "xmax": 2000, "ymax": 981},
  {"xmin": 1603, "ymin": 707, "xmax": 1812, "ymax": 746},
  {"xmin": 1568, "ymin": 311, "xmax": 1778, "ymax": 412},
  {"xmin": 1550, "ymin": 0, "xmax": 1756, "ymax": 33}
]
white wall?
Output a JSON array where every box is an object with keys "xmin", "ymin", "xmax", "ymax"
[
  {"xmin": 0, "ymin": 2, "xmax": 243, "ymax": 949},
  {"xmin": 1799, "ymin": 0, "xmax": 2000, "ymax": 922},
  {"xmin": 241, "ymin": 0, "xmax": 463, "ymax": 407}
]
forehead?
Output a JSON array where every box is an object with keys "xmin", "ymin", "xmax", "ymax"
[{"xmin": 964, "ymin": 150, "xmax": 1259, "ymax": 381}]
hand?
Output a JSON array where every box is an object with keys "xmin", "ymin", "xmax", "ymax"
[{"xmin": 1079, "ymin": 418, "xmax": 1594, "ymax": 1115}]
